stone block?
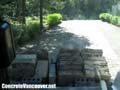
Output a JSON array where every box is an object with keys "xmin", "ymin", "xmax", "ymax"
[
  {"xmin": 82, "ymin": 56, "xmax": 106, "ymax": 61},
  {"xmin": 57, "ymin": 70, "xmax": 84, "ymax": 86},
  {"xmin": 100, "ymin": 71, "xmax": 111, "ymax": 81},
  {"xmin": 58, "ymin": 49, "xmax": 80, "ymax": 59},
  {"xmin": 34, "ymin": 60, "xmax": 48, "ymax": 82},
  {"xmin": 8, "ymin": 54, "xmax": 37, "ymax": 80},
  {"xmin": 59, "ymin": 64, "xmax": 83, "ymax": 71},
  {"xmin": 49, "ymin": 64, "xmax": 56, "ymax": 84},
  {"xmin": 81, "ymin": 48, "xmax": 103, "ymax": 57},
  {"xmin": 84, "ymin": 60, "xmax": 107, "ymax": 66},
  {"xmin": 36, "ymin": 49, "xmax": 48, "ymax": 60},
  {"xmin": 59, "ymin": 48, "xmax": 80, "ymax": 54},
  {"xmin": 59, "ymin": 53, "xmax": 80, "ymax": 61},
  {"xmin": 84, "ymin": 65, "xmax": 96, "ymax": 78},
  {"xmin": 59, "ymin": 57, "xmax": 83, "ymax": 65}
]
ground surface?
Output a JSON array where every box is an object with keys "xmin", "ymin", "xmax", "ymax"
[{"xmin": 18, "ymin": 20, "xmax": 120, "ymax": 82}]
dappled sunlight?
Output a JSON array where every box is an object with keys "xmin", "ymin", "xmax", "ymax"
[{"xmin": 39, "ymin": 27, "xmax": 91, "ymax": 51}]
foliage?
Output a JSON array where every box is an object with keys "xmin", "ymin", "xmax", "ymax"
[
  {"xmin": 111, "ymin": 16, "xmax": 118, "ymax": 25},
  {"xmin": 99, "ymin": 13, "xmax": 112, "ymax": 22},
  {"xmin": 11, "ymin": 17, "xmax": 40, "ymax": 46},
  {"xmin": 46, "ymin": 13, "xmax": 62, "ymax": 27},
  {"xmin": 26, "ymin": 17, "xmax": 40, "ymax": 38},
  {"xmin": 99, "ymin": 13, "xmax": 120, "ymax": 26}
]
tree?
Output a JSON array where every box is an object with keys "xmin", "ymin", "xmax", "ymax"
[
  {"xmin": 40, "ymin": 0, "xmax": 43, "ymax": 30},
  {"xmin": 17, "ymin": 0, "xmax": 26, "ymax": 24}
]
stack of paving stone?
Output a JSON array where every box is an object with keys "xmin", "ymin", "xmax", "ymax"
[
  {"xmin": 8, "ymin": 54, "xmax": 37, "ymax": 80},
  {"xmin": 57, "ymin": 49, "xmax": 84, "ymax": 86},
  {"xmin": 8, "ymin": 54, "xmax": 49, "ymax": 84},
  {"xmin": 57, "ymin": 48, "xmax": 111, "ymax": 86},
  {"xmin": 80, "ymin": 49, "xmax": 111, "ymax": 81}
]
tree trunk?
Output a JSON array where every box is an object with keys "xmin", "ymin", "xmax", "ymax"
[
  {"xmin": 17, "ymin": 0, "xmax": 26, "ymax": 24},
  {"xmin": 40, "ymin": 0, "xmax": 43, "ymax": 31}
]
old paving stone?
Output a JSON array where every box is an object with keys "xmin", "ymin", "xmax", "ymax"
[
  {"xmin": 59, "ymin": 64, "xmax": 83, "ymax": 71},
  {"xmin": 58, "ymin": 70, "xmax": 84, "ymax": 86},
  {"xmin": 84, "ymin": 60, "xmax": 107, "ymax": 66},
  {"xmin": 57, "ymin": 48, "xmax": 111, "ymax": 86},
  {"xmin": 82, "ymin": 56, "xmax": 106, "ymax": 61},
  {"xmin": 59, "ymin": 48, "xmax": 80, "ymax": 54},
  {"xmin": 81, "ymin": 48, "xmax": 103, "ymax": 57},
  {"xmin": 8, "ymin": 54, "xmax": 37, "ymax": 80},
  {"xmin": 85, "ymin": 69, "xmax": 96, "ymax": 79},
  {"xmin": 34, "ymin": 60, "xmax": 48, "ymax": 83},
  {"xmin": 37, "ymin": 49, "xmax": 48, "ymax": 60},
  {"xmin": 49, "ymin": 64, "xmax": 56, "ymax": 84},
  {"xmin": 100, "ymin": 71, "xmax": 111, "ymax": 81}
]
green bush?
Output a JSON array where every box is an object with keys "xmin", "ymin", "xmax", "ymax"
[
  {"xmin": 117, "ymin": 17, "xmax": 120, "ymax": 26},
  {"xmin": 46, "ymin": 13, "xmax": 62, "ymax": 27},
  {"xmin": 99, "ymin": 13, "xmax": 120, "ymax": 26},
  {"xmin": 111, "ymin": 16, "xmax": 118, "ymax": 25},
  {"xmin": 26, "ymin": 17, "xmax": 40, "ymax": 38},
  {"xmin": 11, "ymin": 17, "xmax": 41, "ymax": 46},
  {"xmin": 99, "ymin": 13, "xmax": 112, "ymax": 22}
]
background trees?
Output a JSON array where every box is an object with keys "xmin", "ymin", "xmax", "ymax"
[{"xmin": 1, "ymin": 0, "xmax": 120, "ymax": 20}]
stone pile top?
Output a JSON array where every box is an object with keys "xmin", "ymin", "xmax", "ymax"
[{"xmin": 13, "ymin": 54, "xmax": 37, "ymax": 63}]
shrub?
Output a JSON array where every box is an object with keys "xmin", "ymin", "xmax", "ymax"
[
  {"xmin": 99, "ymin": 13, "xmax": 120, "ymax": 26},
  {"xmin": 46, "ymin": 13, "xmax": 62, "ymax": 27},
  {"xmin": 12, "ymin": 17, "xmax": 41, "ymax": 46},
  {"xmin": 99, "ymin": 13, "xmax": 112, "ymax": 22},
  {"xmin": 117, "ymin": 16, "xmax": 120, "ymax": 26},
  {"xmin": 26, "ymin": 16, "xmax": 40, "ymax": 25},
  {"xmin": 111, "ymin": 16, "xmax": 118, "ymax": 25},
  {"xmin": 26, "ymin": 17, "xmax": 40, "ymax": 38}
]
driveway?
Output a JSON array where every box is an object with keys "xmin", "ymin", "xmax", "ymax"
[{"xmin": 59, "ymin": 20, "xmax": 120, "ymax": 80}]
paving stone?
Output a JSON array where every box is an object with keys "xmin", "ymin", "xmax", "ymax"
[
  {"xmin": 75, "ymin": 78, "xmax": 99, "ymax": 86},
  {"xmin": 59, "ymin": 58, "xmax": 83, "ymax": 65},
  {"xmin": 57, "ymin": 48, "xmax": 111, "ymax": 86},
  {"xmin": 14, "ymin": 54, "xmax": 36, "ymax": 62},
  {"xmin": 58, "ymin": 49, "xmax": 80, "ymax": 60},
  {"xmin": 59, "ymin": 53, "xmax": 81, "ymax": 61},
  {"xmin": 84, "ymin": 59, "xmax": 110, "ymax": 80},
  {"xmin": 8, "ymin": 54, "xmax": 37, "ymax": 80},
  {"xmin": 59, "ymin": 64, "xmax": 83, "ymax": 71},
  {"xmin": 34, "ymin": 60, "xmax": 48, "ymax": 82},
  {"xmin": 85, "ymin": 69, "xmax": 96, "ymax": 79},
  {"xmin": 100, "ymin": 71, "xmax": 111, "ymax": 81},
  {"xmin": 82, "ymin": 56, "xmax": 106, "ymax": 61},
  {"xmin": 83, "ymin": 57, "xmax": 108, "ymax": 66},
  {"xmin": 58, "ymin": 70, "xmax": 84, "ymax": 86},
  {"xmin": 9, "ymin": 60, "xmax": 48, "ymax": 84},
  {"xmin": 84, "ymin": 64, "xmax": 95, "ymax": 71},
  {"xmin": 49, "ymin": 64, "xmax": 56, "ymax": 84},
  {"xmin": 84, "ymin": 60, "xmax": 107, "ymax": 66},
  {"xmin": 85, "ymin": 64, "xmax": 109, "ymax": 72},
  {"xmin": 81, "ymin": 49, "xmax": 103, "ymax": 57},
  {"xmin": 59, "ymin": 48, "xmax": 80, "ymax": 54},
  {"xmin": 58, "ymin": 53, "xmax": 72, "ymax": 58},
  {"xmin": 36, "ymin": 49, "xmax": 48, "ymax": 60}
]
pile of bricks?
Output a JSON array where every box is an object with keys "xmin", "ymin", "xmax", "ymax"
[
  {"xmin": 81, "ymin": 49, "xmax": 111, "ymax": 81},
  {"xmin": 57, "ymin": 48, "xmax": 111, "ymax": 86},
  {"xmin": 57, "ymin": 49, "xmax": 84, "ymax": 86}
]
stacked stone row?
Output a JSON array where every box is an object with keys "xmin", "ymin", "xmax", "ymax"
[{"xmin": 57, "ymin": 48, "xmax": 111, "ymax": 86}]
